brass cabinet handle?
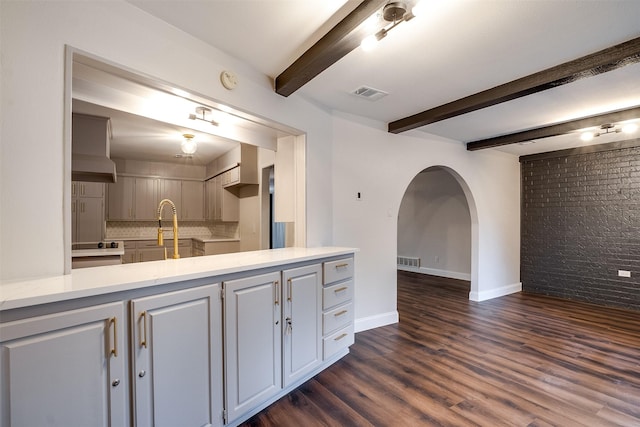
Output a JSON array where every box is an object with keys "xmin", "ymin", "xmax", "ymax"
[
  {"xmin": 334, "ymin": 286, "xmax": 348, "ymax": 293},
  {"xmin": 335, "ymin": 263, "xmax": 349, "ymax": 269},
  {"xmin": 109, "ymin": 317, "xmax": 118, "ymax": 357},
  {"xmin": 287, "ymin": 278, "xmax": 292, "ymax": 302},
  {"xmin": 274, "ymin": 280, "xmax": 280, "ymax": 305},
  {"xmin": 334, "ymin": 333, "xmax": 348, "ymax": 341},
  {"xmin": 334, "ymin": 310, "xmax": 348, "ymax": 317},
  {"xmin": 140, "ymin": 311, "xmax": 148, "ymax": 348}
]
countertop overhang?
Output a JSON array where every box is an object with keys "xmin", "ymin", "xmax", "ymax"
[{"xmin": 0, "ymin": 247, "xmax": 357, "ymax": 311}]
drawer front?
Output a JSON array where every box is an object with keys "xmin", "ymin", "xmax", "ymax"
[
  {"xmin": 323, "ymin": 279, "xmax": 353, "ymax": 310},
  {"xmin": 323, "ymin": 303, "xmax": 353, "ymax": 335},
  {"xmin": 323, "ymin": 324, "xmax": 354, "ymax": 360},
  {"xmin": 323, "ymin": 258, "xmax": 354, "ymax": 285}
]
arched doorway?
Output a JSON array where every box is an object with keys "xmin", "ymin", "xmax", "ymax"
[{"xmin": 397, "ymin": 166, "xmax": 478, "ymax": 297}]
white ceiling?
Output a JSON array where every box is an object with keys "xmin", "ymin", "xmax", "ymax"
[{"xmin": 119, "ymin": 0, "xmax": 640, "ymax": 157}]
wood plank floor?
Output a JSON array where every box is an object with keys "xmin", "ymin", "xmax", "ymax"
[{"xmin": 241, "ymin": 271, "xmax": 640, "ymax": 426}]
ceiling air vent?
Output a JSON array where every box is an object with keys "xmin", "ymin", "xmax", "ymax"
[{"xmin": 351, "ymin": 86, "xmax": 388, "ymax": 101}]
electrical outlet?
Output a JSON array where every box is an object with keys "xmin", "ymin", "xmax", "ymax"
[{"xmin": 618, "ymin": 270, "xmax": 631, "ymax": 278}]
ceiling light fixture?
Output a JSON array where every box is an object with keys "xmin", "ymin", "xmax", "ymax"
[
  {"xmin": 181, "ymin": 133, "xmax": 197, "ymax": 155},
  {"xmin": 580, "ymin": 122, "xmax": 639, "ymax": 141},
  {"xmin": 360, "ymin": 1, "xmax": 424, "ymax": 52},
  {"xmin": 188, "ymin": 106, "xmax": 219, "ymax": 126}
]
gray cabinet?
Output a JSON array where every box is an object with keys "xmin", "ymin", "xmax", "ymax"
[
  {"xmin": 131, "ymin": 285, "xmax": 223, "ymax": 427},
  {"xmin": 0, "ymin": 302, "xmax": 127, "ymax": 427},
  {"xmin": 282, "ymin": 264, "xmax": 322, "ymax": 387},
  {"xmin": 223, "ymin": 271, "xmax": 282, "ymax": 424},
  {"xmin": 181, "ymin": 180, "xmax": 204, "ymax": 220},
  {"xmin": 107, "ymin": 176, "xmax": 158, "ymax": 221},
  {"xmin": 322, "ymin": 257, "xmax": 355, "ymax": 359},
  {"xmin": 72, "ymin": 181, "xmax": 104, "ymax": 242}
]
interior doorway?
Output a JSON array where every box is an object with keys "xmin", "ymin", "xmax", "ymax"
[{"xmin": 397, "ymin": 166, "xmax": 472, "ymax": 288}]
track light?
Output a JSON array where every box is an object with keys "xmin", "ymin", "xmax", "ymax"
[
  {"xmin": 188, "ymin": 106, "xmax": 219, "ymax": 126},
  {"xmin": 580, "ymin": 122, "xmax": 639, "ymax": 142},
  {"xmin": 360, "ymin": 1, "xmax": 424, "ymax": 51}
]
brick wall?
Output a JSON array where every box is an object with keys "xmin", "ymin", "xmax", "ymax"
[{"xmin": 521, "ymin": 143, "xmax": 640, "ymax": 310}]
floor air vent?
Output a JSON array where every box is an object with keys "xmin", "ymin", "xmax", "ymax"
[
  {"xmin": 397, "ymin": 256, "xmax": 420, "ymax": 268},
  {"xmin": 351, "ymin": 86, "xmax": 388, "ymax": 101}
]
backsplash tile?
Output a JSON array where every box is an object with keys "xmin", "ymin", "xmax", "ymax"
[{"xmin": 106, "ymin": 221, "xmax": 238, "ymax": 240}]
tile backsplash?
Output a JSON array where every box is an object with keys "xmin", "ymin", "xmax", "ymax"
[{"xmin": 106, "ymin": 221, "xmax": 238, "ymax": 240}]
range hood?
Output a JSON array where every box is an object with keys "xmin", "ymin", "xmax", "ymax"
[{"xmin": 72, "ymin": 113, "xmax": 117, "ymax": 183}]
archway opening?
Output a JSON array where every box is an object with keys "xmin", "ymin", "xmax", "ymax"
[{"xmin": 397, "ymin": 166, "xmax": 476, "ymax": 297}]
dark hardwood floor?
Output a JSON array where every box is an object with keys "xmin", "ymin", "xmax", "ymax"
[{"xmin": 241, "ymin": 271, "xmax": 640, "ymax": 426}]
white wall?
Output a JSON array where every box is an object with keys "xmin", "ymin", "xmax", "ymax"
[
  {"xmin": 398, "ymin": 167, "xmax": 471, "ymax": 280},
  {"xmin": 331, "ymin": 114, "xmax": 521, "ymax": 331},
  {"xmin": 0, "ymin": 1, "xmax": 333, "ymax": 280}
]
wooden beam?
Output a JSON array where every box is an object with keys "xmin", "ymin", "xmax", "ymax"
[
  {"xmin": 389, "ymin": 36, "xmax": 640, "ymax": 134},
  {"xmin": 275, "ymin": 0, "xmax": 387, "ymax": 97},
  {"xmin": 466, "ymin": 106, "xmax": 640, "ymax": 151}
]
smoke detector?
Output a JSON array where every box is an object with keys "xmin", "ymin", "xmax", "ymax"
[{"xmin": 351, "ymin": 86, "xmax": 389, "ymax": 101}]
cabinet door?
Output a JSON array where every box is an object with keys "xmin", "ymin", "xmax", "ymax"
[
  {"xmin": 159, "ymin": 179, "xmax": 181, "ymax": 220},
  {"xmin": 108, "ymin": 176, "xmax": 135, "ymax": 220},
  {"xmin": 224, "ymin": 271, "xmax": 282, "ymax": 424},
  {"xmin": 76, "ymin": 196, "xmax": 104, "ymax": 242},
  {"xmin": 0, "ymin": 302, "xmax": 127, "ymax": 427},
  {"xmin": 282, "ymin": 264, "xmax": 322, "ymax": 387},
  {"xmin": 182, "ymin": 180, "xmax": 204, "ymax": 220},
  {"xmin": 131, "ymin": 285, "xmax": 223, "ymax": 427},
  {"xmin": 135, "ymin": 177, "xmax": 159, "ymax": 220}
]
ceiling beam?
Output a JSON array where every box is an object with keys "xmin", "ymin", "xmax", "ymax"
[
  {"xmin": 275, "ymin": 0, "xmax": 387, "ymax": 97},
  {"xmin": 466, "ymin": 106, "xmax": 640, "ymax": 151},
  {"xmin": 388, "ymin": 36, "xmax": 640, "ymax": 134}
]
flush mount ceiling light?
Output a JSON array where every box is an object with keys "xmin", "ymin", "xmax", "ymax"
[
  {"xmin": 188, "ymin": 106, "xmax": 219, "ymax": 126},
  {"xmin": 181, "ymin": 133, "xmax": 197, "ymax": 155},
  {"xmin": 580, "ymin": 122, "xmax": 639, "ymax": 142},
  {"xmin": 361, "ymin": 1, "xmax": 425, "ymax": 52}
]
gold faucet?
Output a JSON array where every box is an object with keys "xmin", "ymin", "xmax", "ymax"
[{"xmin": 157, "ymin": 199, "xmax": 180, "ymax": 259}]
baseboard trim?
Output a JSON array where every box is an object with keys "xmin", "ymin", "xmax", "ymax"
[
  {"xmin": 397, "ymin": 265, "xmax": 471, "ymax": 281},
  {"xmin": 355, "ymin": 311, "xmax": 398, "ymax": 333},
  {"xmin": 469, "ymin": 282, "xmax": 522, "ymax": 302}
]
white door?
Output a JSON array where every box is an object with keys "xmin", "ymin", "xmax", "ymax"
[
  {"xmin": 131, "ymin": 284, "xmax": 223, "ymax": 427},
  {"xmin": 0, "ymin": 302, "xmax": 127, "ymax": 427},
  {"xmin": 224, "ymin": 271, "xmax": 282, "ymax": 424},
  {"xmin": 282, "ymin": 264, "xmax": 322, "ymax": 386}
]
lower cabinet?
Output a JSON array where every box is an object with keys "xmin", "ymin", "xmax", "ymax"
[
  {"xmin": 223, "ymin": 271, "xmax": 282, "ymax": 424},
  {"xmin": 282, "ymin": 264, "xmax": 322, "ymax": 387},
  {"xmin": 223, "ymin": 264, "xmax": 323, "ymax": 425},
  {"xmin": 0, "ymin": 254, "xmax": 354, "ymax": 427},
  {"xmin": 131, "ymin": 284, "xmax": 223, "ymax": 427},
  {"xmin": 0, "ymin": 302, "xmax": 127, "ymax": 427}
]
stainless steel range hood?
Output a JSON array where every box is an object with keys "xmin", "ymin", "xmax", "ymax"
[{"xmin": 72, "ymin": 113, "xmax": 117, "ymax": 183}]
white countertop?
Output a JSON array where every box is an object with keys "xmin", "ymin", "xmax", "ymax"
[{"xmin": 0, "ymin": 247, "xmax": 356, "ymax": 311}]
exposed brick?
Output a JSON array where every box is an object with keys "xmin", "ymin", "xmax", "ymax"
[{"xmin": 521, "ymin": 146, "xmax": 640, "ymax": 311}]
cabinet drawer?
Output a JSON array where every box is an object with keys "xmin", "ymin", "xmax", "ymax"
[
  {"xmin": 323, "ymin": 279, "xmax": 353, "ymax": 310},
  {"xmin": 323, "ymin": 303, "xmax": 352, "ymax": 335},
  {"xmin": 323, "ymin": 324, "xmax": 354, "ymax": 360},
  {"xmin": 323, "ymin": 258, "xmax": 353, "ymax": 285}
]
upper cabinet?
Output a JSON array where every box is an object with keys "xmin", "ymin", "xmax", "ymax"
[
  {"xmin": 209, "ymin": 143, "xmax": 258, "ymax": 190},
  {"xmin": 72, "ymin": 181, "xmax": 105, "ymax": 243},
  {"xmin": 108, "ymin": 177, "xmax": 205, "ymax": 221}
]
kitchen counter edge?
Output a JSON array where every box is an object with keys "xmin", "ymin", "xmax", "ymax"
[{"xmin": 0, "ymin": 247, "xmax": 357, "ymax": 312}]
